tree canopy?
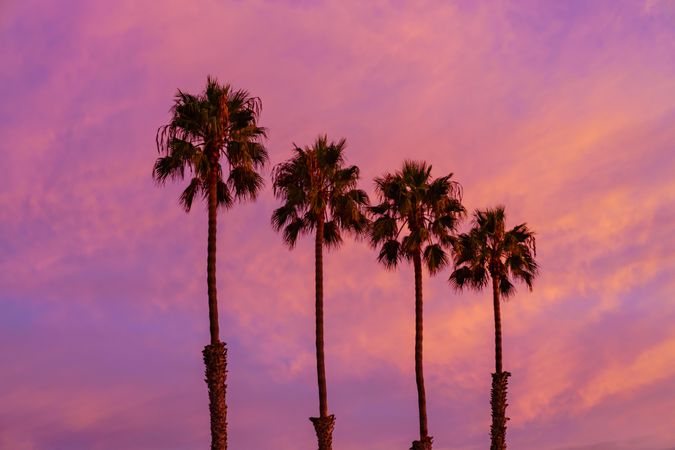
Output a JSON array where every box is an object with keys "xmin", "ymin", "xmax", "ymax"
[
  {"xmin": 271, "ymin": 134, "xmax": 370, "ymax": 248},
  {"xmin": 153, "ymin": 76, "xmax": 268, "ymax": 211},
  {"xmin": 369, "ymin": 160, "xmax": 465, "ymax": 273}
]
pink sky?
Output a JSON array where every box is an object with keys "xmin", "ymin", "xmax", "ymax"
[{"xmin": 2, "ymin": 1, "xmax": 675, "ymax": 449}]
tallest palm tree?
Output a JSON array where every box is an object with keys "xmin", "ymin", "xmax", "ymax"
[{"xmin": 153, "ymin": 76, "xmax": 268, "ymax": 450}]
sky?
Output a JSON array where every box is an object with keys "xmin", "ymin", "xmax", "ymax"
[{"xmin": 1, "ymin": 0, "xmax": 675, "ymax": 449}]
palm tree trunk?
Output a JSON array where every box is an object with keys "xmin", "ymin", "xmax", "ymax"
[
  {"xmin": 203, "ymin": 165, "xmax": 227, "ymax": 450},
  {"xmin": 492, "ymin": 276, "xmax": 502, "ymax": 374},
  {"xmin": 490, "ymin": 275, "xmax": 509, "ymax": 450},
  {"xmin": 310, "ymin": 218, "xmax": 335, "ymax": 450},
  {"xmin": 410, "ymin": 252, "xmax": 432, "ymax": 450}
]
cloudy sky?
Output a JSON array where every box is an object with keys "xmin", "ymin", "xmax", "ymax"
[{"xmin": 1, "ymin": 0, "xmax": 675, "ymax": 449}]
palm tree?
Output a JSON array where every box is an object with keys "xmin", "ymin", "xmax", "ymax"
[
  {"xmin": 449, "ymin": 206, "xmax": 538, "ymax": 450},
  {"xmin": 153, "ymin": 76, "xmax": 268, "ymax": 450},
  {"xmin": 369, "ymin": 160, "xmax": 464, "ymax": 450},
  {"xmin": 271, "ymin": 135, "xmax": 369, "ymax": 450}
]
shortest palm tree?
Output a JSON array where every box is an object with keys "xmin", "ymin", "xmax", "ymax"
[
  {"xmin": 449, "ymin": 206, "xmax": 538, "ymax": 450},
  {"xmin": 271, "ymin": 134, "xmax": 369, "ymax": 450}
]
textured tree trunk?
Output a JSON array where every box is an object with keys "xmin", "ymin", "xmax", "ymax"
[
  {"xmin": 411, "ymin": 252, "xmax": 432, "ymax": 450},
  {"xmin": 310, "ymin": 218, "xmax": 334, "ymax": 450},
  {"xmin": 310, "ymin": 415, "xmax": 336, "ymax": 450},
  {"xmin": 204, "ymin": 166, "xmax": 227, "ymax": 450},
  {"xmin": 204, "ymin": 342, "xmax": 227, "ymax": 450},
  {"xmin": 490, "ymin": 371, "xmax": 510, "ymax": 450},
  {"xmin": 410, "ymin": 437, "xmax": 433, "ymax": 450},
  {"xmin": 490, "ymin": 275, "xmax": 508, "ymax": 450}
]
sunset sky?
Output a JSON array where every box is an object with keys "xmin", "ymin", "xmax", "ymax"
[{"xmin": 2, "ymin": 1, "xmax": 675, "ymax": 449}]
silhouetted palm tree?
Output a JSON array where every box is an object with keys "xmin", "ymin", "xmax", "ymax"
[
  {"xmin": 369, "ymin": 160, "xmax": 464, "ymax": 450},
  {"xmin": 271, "ymin": 135, "xmax": 369, "ymax": 450},
  {"xmin": 449, "ymin": 206, "xmax": 538, "ymax": 450},
  {"xmin": 153, "ymin": 76, "xmax": 268, "ymax": 450}
]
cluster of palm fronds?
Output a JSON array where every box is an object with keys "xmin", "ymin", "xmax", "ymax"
[{"xmin": 153, "ymin": 77, "xmax": 539, "ymax": 450}]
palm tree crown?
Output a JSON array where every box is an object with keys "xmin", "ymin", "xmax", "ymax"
[
  {"xmin": 271, "ymin": 134, "xmax": 369, "ymax": 247},
  {"xmin": 369, "ymin": 160, "xmax": 465, "ymax": 272},
  {"xmin": 449, "ymin": 206, "xmax": 538, "ymax": 296},
  {"xmin": 153, "ymin": 76, "xmax": 268, "ymax": 210}
]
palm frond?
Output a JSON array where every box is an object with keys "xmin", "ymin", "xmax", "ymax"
[
  {"xmin": 271, "ymin": 203, "xmax": 298, "ymax": 231},
  {"xmin": 153, "ymin": 154, "xmax": 186, "ymax": 184},
  {"xmin": 215, "ymin": 179, "xmax": 233, "ymax": 209},
  {"xmin": 282, "ymin": 217, "xmax": 307, "ymax": 249},
  {"xmin": 499, "ymin": 276, "xmax": 515, "ymax": 298},
  {"xmin": 228, "ymin": 166, "xmax": 264, "ymax": 201},
  {"xmin": 323, "ymin": 221, "xmax": 344, "ymax": 249},
  {"xmin": 423, "ymin": 243, "xmax": 448, "ymax": 274},
  {"xmin": 179, "ymin": 177, "xmax": 201, "ymax": 212},
  {"xmin": 377, "ymin": 239, "xmax": 402, "ymax": 269}
]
